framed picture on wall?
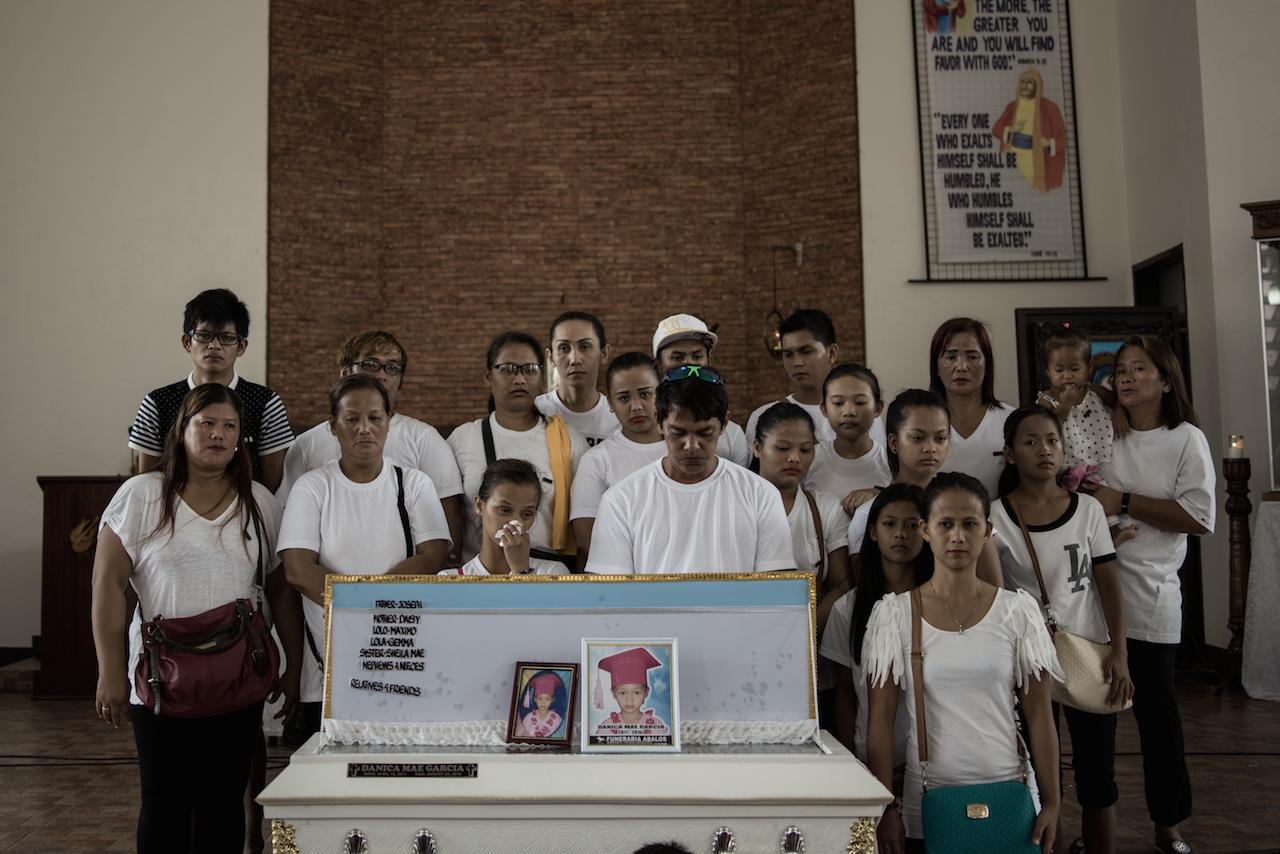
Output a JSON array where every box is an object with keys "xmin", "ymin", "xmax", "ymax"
[{"xmin": 1014, "ymin": 306, "xmax": 1187, "ymax": 406}]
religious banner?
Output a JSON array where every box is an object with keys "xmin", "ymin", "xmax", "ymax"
[{"xmin": 913, "ymin": 0, "xmax": 1086, "ymax": 278}]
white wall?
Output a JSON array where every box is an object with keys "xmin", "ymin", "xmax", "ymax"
[
  {"xmin": 0, "ymin": 1, "xmax": 268, "ymax": 646},
  {"xmin": 1115, "ymin": 1, "xmax": 1280, "ymax": 649},
  {"xmin": 856, "ymin": 0, "xmax": 1273, "ymax": 650},
  {"xmin": 855, "ymin": 0, "xmax": 1131, "ymax": 405},
  {"xmin": 1195, "ymin": 0, "xmax": 1280, "ymax": 646}
]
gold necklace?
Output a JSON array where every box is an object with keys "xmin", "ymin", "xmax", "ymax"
[{"xmin": 930, "ymin": 580, "xmax": 984, "ymax": 633}]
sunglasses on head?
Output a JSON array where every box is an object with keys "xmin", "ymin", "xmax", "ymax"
[{"xmin": 661, "ymin": 364, "xmax": 724, "ymax": 385}]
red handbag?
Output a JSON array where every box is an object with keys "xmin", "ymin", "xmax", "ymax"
[{"xmin": 134, "ymin": 514, "xmax": 280, "ymax": 718}]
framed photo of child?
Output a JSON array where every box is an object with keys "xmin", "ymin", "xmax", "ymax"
[
  {"xmin": 581, "ymin": 638, "xmax": 680, "ymax": 753},
  {"xmin": 505, "ymin": 662, "xmax": 578, "ymax": 747}
]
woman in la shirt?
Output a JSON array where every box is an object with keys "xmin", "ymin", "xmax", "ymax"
[
  {"xmin": 1082, "ymin": 337, "xmax": 1213, "ymax": 854},
  {"xmin": 448, "ymin": 331, "xmax": 588, "ymax": 566},
  {"xmin": 928, "ymin": 317, "xmax": 1015, "ymax": 498},
  {"xmin": 993, "ymin": 405, "xmax": 1132, "ymax": 854},
  {"xmin": 439, "ymin": 460, "xmax": 567, "ymax": 576}
]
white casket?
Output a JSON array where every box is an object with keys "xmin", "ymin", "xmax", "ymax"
[{"xmin": 260, "ymin": 573, "xmax": 889, "ymax": 853}]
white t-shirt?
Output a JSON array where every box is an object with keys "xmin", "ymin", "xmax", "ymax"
[
  {"xmin": 745, "ymin": 395, "xmax": 889, "ymax": 448},
  {"xmin": 819, "ymin": 590, "xmax": 910, "ymax": 765},
  {"xmin": 847, "ymin": 500, "xmax": 874, "ymax": 558},
  {"xmin": 787, "ymin": 490, "xmax": 851, "ymax": 580},
  {"xmin": 277, "ymin": 413, "xmax": 464, "ymax": 504},
  {"xmin": 276, "ymin": 460, "xmax": 452, "ymax": 702},
  {"xmin": 863, "ymin": 588, "xmax": 1061, "ymax": 838},
  {"xmin": 717, "ymin": 420, "xmax": 753, "ymax": 467},
  {"xmin": 586, "ymin": 459, "xmax": 795, "ymax": 575},
  {"xmin": 745, "ymin": 396, "xmax": 837, "ymax": 445},
  {"xmin": 806, "ymin": 440, "xmax": 892, "ymax": 500},
  {"xmin": 570, "ymin": 432, "xmax": 667, "ymax": 520},
  {"xmin": 946, "ymin": 402, "xmax": 1016, "ymax": 498},
  {"xmin": 447, "ymin": 414, "xmax": 589, "ymax": 560},
  {"xmin": 990, "ymin": 494, "xmax": 1117, "ymax": 644},
  {"xmin": 1100, "ymin": 423, "xmax": 1216, "ymax": 644},
  {"xmin": 439, "ymin": 555, "xmax": 568, "ymax": 576},
  {"xmin": 99, "ymin": 473, "xmax": 283, "ymax": 707},
  {"xmin": 535, "ymin": 391, "xmax": 619, "ymax": 447},
  {"xmin": 1062, "ymin": 388, "xmax": 1113, "ymax": 468}
]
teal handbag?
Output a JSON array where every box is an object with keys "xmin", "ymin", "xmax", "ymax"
[{"xmin": 909, "ymin": 589, "xmax": 1041, "ymax": 854}]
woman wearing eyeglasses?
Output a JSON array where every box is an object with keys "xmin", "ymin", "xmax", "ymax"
[{"xmin": 448, "ymin": 331, "xmax": 589, "ymax": 566}]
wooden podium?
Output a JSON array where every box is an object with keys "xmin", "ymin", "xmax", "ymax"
[{"xmin": 35, "ymin": 476, "xmax": 127, "ymax": 696}]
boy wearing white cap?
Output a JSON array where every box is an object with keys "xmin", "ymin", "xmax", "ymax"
[
  {"xmin": 585, "ymin": 364, "xmax": 794, "ymax": 575},
  {"xmin": 651, "ymin": 314, "xmax": 753, "ymax": 467}
]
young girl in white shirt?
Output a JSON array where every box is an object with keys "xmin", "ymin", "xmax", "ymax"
[
  {"xmin": 820, "ymin": 483, "xmax": 931, "ymax": 768},
  {"xmin": 570, "ymin": 352, "xmax": 666, "ymax": 560},
  {"xmin": 752, "ymin": 402, "xmax": 851, "ymax": 634},
  {"xmin": 807, "ymin": 363, "xmax": 891, "ymax": 515},
  {"xmin": 847, "ymin": 389, "xmax": 950, "ymax": 550},
  {"xmin": 1082, "ymin": 337, "xmax": 1214, "ymax": 854},
  {"xmin": 865, "ymin": 472, "xmax": 1062, "ymax": 854},
  {"xmin": 994, "ymin": 405, "xmax": 1133, "ymax": 854},
  {"xmin": 440, "ymin": 460, "xmax": 567, "ymax": 577}
]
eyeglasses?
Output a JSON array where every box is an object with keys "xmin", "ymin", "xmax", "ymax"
[
  {"xmin": 490, "ymin": 362, "xmax": 543, "ymax": 377},
  {"xmin": 354, "ymin": 358, "xmax": 404, "ymax": 376},
  {"xmin": 188, "ymin": 329, "xmax": 243, "ymax": 347},
  {"xmin": 661, "ymin": 364, "xmax": 723, "ymax": 385}
]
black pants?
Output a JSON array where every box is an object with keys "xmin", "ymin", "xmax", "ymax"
[
  {"xmin": 1127, "ymin": 638, "xmax": 1192, "ymax": 826},
  {"xmin": 131, "ymin": 701, "xmax": 264, "ymax": 854},
  {"xmin": 1054, "ymin": 702, "xmax": 1119, "ymax": 809}
]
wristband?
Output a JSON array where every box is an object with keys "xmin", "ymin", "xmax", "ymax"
[{"xmin": 1120, "ymin": 492, "xmax": 1132, "ymax": 515}]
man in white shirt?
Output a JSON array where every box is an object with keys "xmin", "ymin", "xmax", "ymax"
[
  {"xmin": 535, "ymin": 311, "xmax": 618, "ymax": 446},
  {"xmin": 586, "ymin": 364, "xmax": 795, "ymax": 575},
  {"xmin": 651, "ymin": 313, "xmax": 753, "ymax": 466},
  {"xmin": 745, "ymin": 308, "xmax": 841, "ymax": 444},
  {"xmin": 277, "ymin": 330, "xmax": 464, "ymax": 560}
]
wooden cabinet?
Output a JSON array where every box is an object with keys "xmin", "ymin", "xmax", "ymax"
[{"xmin": 35, "ymin": 476, "xmax": 127, "ymax": 696}]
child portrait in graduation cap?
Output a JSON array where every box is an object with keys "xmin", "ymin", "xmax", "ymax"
[
  {"xmin": 515, "ymin": 670, "xmax": 568, "ymax": 740},
  {"xmin": 593, "ymin": 646, "xmax": 670, "ymax": 736}
]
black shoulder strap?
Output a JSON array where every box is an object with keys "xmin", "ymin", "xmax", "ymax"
[
  {"xmin": 304, "ymin": 622, "xmax": 324, "ymax": 669},
  {"xmin": 395, "ymin": 465, "xmax": 413, "ymax": 559},
  {"xmin": 481, "ymin": 415, "xmax": 497, "ymax": 467}
]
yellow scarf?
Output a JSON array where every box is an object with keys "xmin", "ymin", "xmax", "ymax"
[{"xmin": 545, "ymin": 415, "xmax": 576, "ymax": 555}]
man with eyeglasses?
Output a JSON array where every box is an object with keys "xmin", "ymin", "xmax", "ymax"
[
  {"xmin": 651, "ymin": 314, "xmax": 752, "ymax": 467},
  {"xmin": 277, "ymin": 330, "xmax": 464, "ymax": 559},
  {"xmin": 585, "ymin": 364, "xmax": 795, "ymax": 575},
  {"xmin": 127, "ymin": 288, "xmax": 294, "ymax": 490}
]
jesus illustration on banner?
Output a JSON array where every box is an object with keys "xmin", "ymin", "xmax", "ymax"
[{"xmin": 993, "ymin": 67, "xmax": 1067, "ymax": 192}]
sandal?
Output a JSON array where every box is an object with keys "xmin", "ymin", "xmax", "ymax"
[{"xmin": 1154, "ymin": 840, "xmax": 1195, "ymax": 854}]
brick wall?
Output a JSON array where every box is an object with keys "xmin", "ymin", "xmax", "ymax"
[{"xmin": 268, "ymin": 0, "xmax": 861, "ymax": 431}]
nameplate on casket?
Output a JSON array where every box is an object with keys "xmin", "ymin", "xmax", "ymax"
[{"xmin": 346, "ymin": 762, "xmax": 478, "ymax": 779}]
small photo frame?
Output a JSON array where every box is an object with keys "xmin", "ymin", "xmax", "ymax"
[
  {"xmin": 505, "ymin": 662, "xmax": 578, "ymax": 747},
  {"xmin": 581, "ymin": 638, "xmax": 680, "ymax": 753}
]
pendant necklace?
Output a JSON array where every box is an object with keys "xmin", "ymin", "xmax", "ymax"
[{"xmin": 931, "ymin": 580, "xmax": 983, "ymax": 633}]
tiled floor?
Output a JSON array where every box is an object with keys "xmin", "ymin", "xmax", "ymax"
[{"xmin": 0, "ymin": 683, "xmax": 1276, "ymax": 853}]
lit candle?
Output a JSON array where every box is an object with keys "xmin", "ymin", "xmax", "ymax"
[{"xmin": 1227, "ymin": 434, "xmax": 1245, "ymax": 459}]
